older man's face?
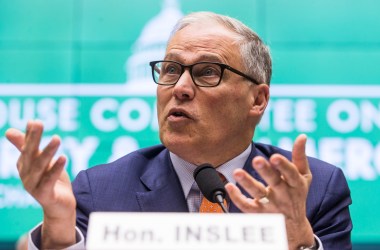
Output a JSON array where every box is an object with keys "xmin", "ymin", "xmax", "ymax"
[{"xmin": 156, "ymin": 22, "xmax": 260, "ymax": 165}]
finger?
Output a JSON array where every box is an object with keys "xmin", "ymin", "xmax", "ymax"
[
  {"xmin": 233, "ymin": 169, "xmax": 267, "ymax": 199},
  {"xmin": 28, "ymin": 135, "xmax": 62, "ymax": 179},
  {"xmin": 225, "ymin": 183, "xmax": 262, "ymax": 213},
  {"xmin": 292, "ymin": 134, "xmax": 311, "ymax": 176},
  {"xmin": 39, "ymin": 156, "xmax": 67, "ymax": 191},
  {"xmin": 34, "ymin": 156, "xmax": 67, "ymax": 205},
  {"xmin": 22, "ymin": 121, "xmax": 44, "ymax": 158},
  {"xmin": 33, "ymin": 135, "xmax": 61, "ymax": 172},
  {"xmin": 253, "ymin": 156, "xmax": 283, "ymax": 189},
  {"xmin": 270, "ymin": 154, "xmax": 305, "ymax": 188},
  {"xmin": 5, "ymin": 128, "xmax": 25, "ymax": 151}
]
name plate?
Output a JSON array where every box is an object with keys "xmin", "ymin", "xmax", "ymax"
[{"xmin": 87, "ymin": 212, "xmax": 288, "ymax": 250}]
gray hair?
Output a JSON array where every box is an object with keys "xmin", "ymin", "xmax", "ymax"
[{"xmin": 169, "ymin": 11, "xmax": 272, "ymax": 85}]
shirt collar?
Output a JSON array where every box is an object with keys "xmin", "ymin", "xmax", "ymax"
[{"xmin": 170, "ymin": 143, "xmax": 252, "ymax": 199}]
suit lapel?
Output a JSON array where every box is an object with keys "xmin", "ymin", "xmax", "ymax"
[
  {"xmin": 134, "ymin": 144, "xmax": 269, "ymax": 213},
  {"xmin": 136, "ymin": 150, "xmax": 189, "ymax": 212},
  {"xmin": 229, "ymin": 143, "xmax": 268, "ymax": 213}
]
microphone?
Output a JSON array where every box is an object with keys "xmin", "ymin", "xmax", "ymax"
[{"xmin": 193, "ymin": 163, "xmax": 228, "ymax": 213}]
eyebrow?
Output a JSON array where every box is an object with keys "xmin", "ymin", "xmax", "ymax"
[{"xmin": 164, "ymin": 53, "xmax": 224, "ymax": 63}]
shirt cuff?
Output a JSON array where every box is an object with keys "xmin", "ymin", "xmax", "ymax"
[
  {"xmin": 314, "ymin": 234, "xmax": 324, "ymax": 250},
  {"xmin": 28, "ymin": 223, "xmax": 85, "ymax": 250}
]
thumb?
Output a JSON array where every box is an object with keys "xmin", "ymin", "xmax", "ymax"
[{"xmin": 292, "ymin": 134, "xmax": 310, "ymax": 175}]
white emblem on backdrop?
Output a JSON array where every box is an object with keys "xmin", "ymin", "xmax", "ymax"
[{"xmin": 124, "ymin": 0, "xmax": 183, "ymax": 95}]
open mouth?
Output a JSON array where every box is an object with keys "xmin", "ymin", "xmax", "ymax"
[
  {"xmin": 168, "ymin": 109, "xmax": 191, "ymax": 120},
  {"xmin": 171, "ymin": 111, "xmax": 188, "ymax": 118}
]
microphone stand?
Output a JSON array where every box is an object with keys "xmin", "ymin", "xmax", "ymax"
[{"xmin": 214, "ymin": 191, "xmax": 229, "ymax": 213}]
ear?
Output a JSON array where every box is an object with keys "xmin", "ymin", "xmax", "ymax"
[{"xmin": 249, "ymin": 84, "xmax": 269, "ymax": 117}]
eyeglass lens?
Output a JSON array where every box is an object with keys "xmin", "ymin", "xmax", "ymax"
[{"xmin": 153, "ymin": 61, "xmax": 222, "ymax": 87}]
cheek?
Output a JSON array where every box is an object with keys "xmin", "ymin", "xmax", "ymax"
[
  {"xmin": 214, "ymin": 92, "xmax": 251, "ymax": 124},
  {"xmin": 156, "ymin": 89, "xmax": 170, "ymax": 121},
  {"xmin": 216, "ymin": 87, "xmax": 249, "ymax": 109},
  {"xmin": 203, "ymin": 93, "xmax": 244, "ymax": 125}
]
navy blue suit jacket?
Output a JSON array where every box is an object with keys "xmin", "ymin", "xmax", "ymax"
[{"xmin": 73, "ymin": 143, "xmax": 352, "ymax": 249}]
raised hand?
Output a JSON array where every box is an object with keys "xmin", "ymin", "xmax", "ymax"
[
  {"xmin": 6, "ymin": 120, "xmax": 77, "ymax": 248},
  {"xmin": 225, "ymin": 134, "xmax": 315, "ymax": 250}
]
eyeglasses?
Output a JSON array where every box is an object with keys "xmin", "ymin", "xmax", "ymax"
[{"xmin": 149, "ymin": 60, "xmax": 259, "ymax": 87}]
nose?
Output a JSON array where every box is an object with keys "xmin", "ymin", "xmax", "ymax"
[{"xmin": 172, "ymin": 69, "xmax": 195, "ymax": 100}]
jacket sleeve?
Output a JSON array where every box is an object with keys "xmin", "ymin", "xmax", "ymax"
[
  {"xmin": 72, "ymin": 169, "xmax": 95, "ymax": 240},
  {"xmin": 310, "ymin": 167, "xmax": 353, "ymax": 250}
]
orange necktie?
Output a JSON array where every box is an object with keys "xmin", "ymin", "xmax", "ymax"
[
  {"xmin": 199, "ymin": 196, "xmax": 227, "ymax": 213},
  {"xmin": 199, "ymin": 173, "xmax": 228, "ymax": 213}
]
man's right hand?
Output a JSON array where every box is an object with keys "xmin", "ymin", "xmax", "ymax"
[{"xmin": 6, "ymin": 120, "xmax": 77, "ymax": 249}]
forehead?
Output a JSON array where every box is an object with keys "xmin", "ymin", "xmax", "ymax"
[{"xmin": 165, "ymin": 21, "xmax": 242, "ymax": 65}]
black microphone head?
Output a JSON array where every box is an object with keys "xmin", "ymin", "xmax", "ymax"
[{"xmin": 193, "ymin": 163, "xmax": 226, "ymax": 203}]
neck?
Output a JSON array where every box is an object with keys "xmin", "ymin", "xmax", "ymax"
[{"xmin": 169, "ymin": 141, "xmax": 252, "ymax": 167}]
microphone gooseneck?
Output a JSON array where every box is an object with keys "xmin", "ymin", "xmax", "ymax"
[{"xmin": 193, "ymin": 163, "xmax": 228, "ymax": 213}]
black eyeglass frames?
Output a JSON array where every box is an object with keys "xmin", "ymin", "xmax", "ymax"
[{"xmin": 149, "ymin": 60, "xmax": 259, "ymax": 87}]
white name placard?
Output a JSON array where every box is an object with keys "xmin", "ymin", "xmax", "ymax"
[{"xmin": 87, "ymin": 212, "xmax": 288, "ymax": 250}]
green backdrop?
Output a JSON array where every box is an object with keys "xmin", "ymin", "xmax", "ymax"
[{"xmin": 1, "ymin": 0, "xmax": 379, "ymax": 249}]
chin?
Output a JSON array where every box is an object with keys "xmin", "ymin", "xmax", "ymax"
[
  {"xmin": 163, "ymin": 137, "xmax": 189, "ymax": 149},
  {"xmin": 162, "ymin": 136, "xmax": 195, "ymax": 154}
]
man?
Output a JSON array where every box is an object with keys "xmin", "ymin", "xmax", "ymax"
[{"xmin": 6, "ymin": 11, "xmax": 352, "ymax": 250}]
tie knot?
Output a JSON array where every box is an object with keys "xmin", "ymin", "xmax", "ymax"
[{"xmin": 218, "ymin": 172, "xmax": 227, "ymax": 184}]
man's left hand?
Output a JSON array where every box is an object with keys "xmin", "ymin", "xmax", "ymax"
[{"xmin": 225, "ymin": 134, "xmax": 316, "ymax": 250}]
